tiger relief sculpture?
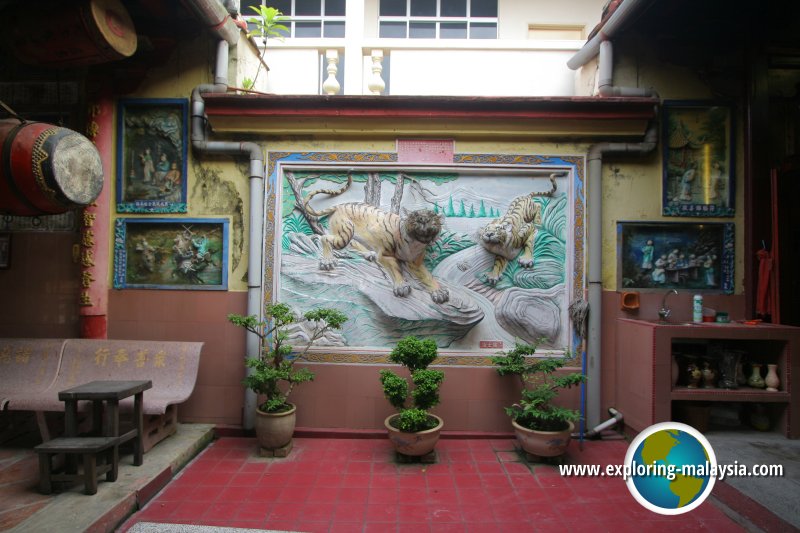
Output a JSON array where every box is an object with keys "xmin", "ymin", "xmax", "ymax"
[
  {"xmin": 303, "ymin": 175, "xmax": 449, "ymax": 304},
  {"xmin": 478, "ymin": 174, "xmax": 558, "ymax": 287}
]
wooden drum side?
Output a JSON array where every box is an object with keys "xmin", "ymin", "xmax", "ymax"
[
  {"xmin": 2, "ymin": 0, "xmax": 137, "ymax": 67},
  {"xmin": 0, "ymin": 120, "xmax": 104, "ymax": 216}
]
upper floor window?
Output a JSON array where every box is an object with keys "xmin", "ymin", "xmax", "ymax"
[
  {"xmin": 379, "ymin": 0, "xmax": 497, "ymax": 39},
  {"xmin": 242, "ymin": 0, "xmax": 346, "ymax": 38}
]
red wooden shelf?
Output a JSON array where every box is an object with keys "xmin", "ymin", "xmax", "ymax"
[
  {"xmin": 671, "ymin": 387, "xmax": 790, "ymax": 403},
  {"xmin": 615, "ymin": 318, "xmax": 800, "ymax": 438}
]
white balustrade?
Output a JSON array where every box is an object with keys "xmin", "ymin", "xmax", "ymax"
[
  {"xmin": 322, "ymin": 49, "xmax": 341, "ymax": 95},
  {"xmin": 367, "ymin": 49, "xmax": 385, "ymax": 95}
]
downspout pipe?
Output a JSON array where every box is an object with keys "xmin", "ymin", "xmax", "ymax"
[
  {"xmin": 191, "ymin": 39, "xmax": 265, "ymax": 430},
  {"xmin": 586, "ymin": 120, "xmax": 657, "ymax": 427},
  {"xmin": 567, "ymin": 0, "xmax": 651, "ymax": 71},
  {"xmin": 598, "ymin": 41, "xmax": 658, "ymax": 98},
  {"xmin": 184, "ymin": 0, "xmax": 241, "ymax": 46}
]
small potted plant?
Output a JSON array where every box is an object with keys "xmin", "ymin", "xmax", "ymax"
[
  {"xmin": 380, "ymin": 336, "xmax": 445, "ymax": 457},
  {"xmin": 492, "ymin": 340, "xmax": 585, "ymax": 459},
  {"xmin": 228, "ymin": 302, "xmax": 347, "ymax": 455},
  {"xmin": 240, "ymin": 5, "xmax": 288, "ymax": 91}
]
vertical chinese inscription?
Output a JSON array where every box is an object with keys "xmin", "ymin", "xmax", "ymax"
[{"xmin": 80, "ymin": 104, "xmax": 101, "ymax": 308}]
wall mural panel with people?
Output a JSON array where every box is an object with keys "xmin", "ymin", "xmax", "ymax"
[
  {"xmin": 113, "ymin": 218, "xmax": 228, "ymax": 289},
  {"xmin": 116, "ymin": 99, "xmax": 188, "ymax": 213},
  {"xmin": 617, "ymin": 221, "xmax": 734, "ymax": 293}
]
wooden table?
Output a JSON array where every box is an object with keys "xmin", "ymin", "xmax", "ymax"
[{"xmin": 58, "ymin": 380, "xmax": 152, "ymax": 470}]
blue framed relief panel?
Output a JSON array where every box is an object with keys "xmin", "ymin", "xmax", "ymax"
[
  {"xmin": 617, "ymin": 221, "xmax": 734, "ymax": 294},
  {"xmin": 662, "ymin": 101, "xmax": 735, "ymax": 217},
  {"xmin": 116, "ymin": 99, "xmax": 188, "ymax": 213},
  {"xmin": 113, "ymin": 218, "xmax": 228, "ymax": 290},
  {"xmin": 267, "ymin": 152, "xmax": 583, "ymax": 358}
]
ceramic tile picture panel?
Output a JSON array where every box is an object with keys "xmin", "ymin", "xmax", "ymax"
[
  {"xmin": 271, "ymin": 162, "xmax": 579, "ymax": 356},
  {"xmin": 617, "ymin": 221, "xmax": 734, "ymax": 293},
  {"xmin": 116, "ymin": 99, "xmax": 188, "ymax": 213},
  {"xmin": 662, "ymin": 101, "xmax": 734, "ymax": 217},
  {"xmin": 113, "ymin": 218, "xmax": 228, "ymax": 290}
]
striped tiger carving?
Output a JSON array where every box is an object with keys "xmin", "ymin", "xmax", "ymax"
[
  {"xmin": 304, "ymin": 174, "xmax": 449, "ymax": 304},
  {"xmin": 478, "ymin": 175, "xmax": 558, "ymax": 287}
]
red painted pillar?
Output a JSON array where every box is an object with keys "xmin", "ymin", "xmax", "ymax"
[{"xmin": 79, "ymin": 96, "xmax": 113, "ymax": 339}]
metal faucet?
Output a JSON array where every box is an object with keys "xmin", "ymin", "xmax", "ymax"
[{"xmin": 658, "ymin": 289, "xmax": 678, "ymax": 322}]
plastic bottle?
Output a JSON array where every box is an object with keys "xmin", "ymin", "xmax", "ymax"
[{"xmin": 693, "ymin": 294, "xmax": 703, "ymax": 323}]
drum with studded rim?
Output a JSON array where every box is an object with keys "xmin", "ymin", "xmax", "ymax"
[{"xmin": 0, "ymin": 119, "xmax": 104, "ymax": 216}]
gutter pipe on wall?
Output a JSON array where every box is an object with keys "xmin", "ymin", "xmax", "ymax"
[
  {"xmin": 188, "ymin": 0, "xmax": 265, "ymax": 430},
  {"xmin": 567, "ymin": 0, "xmax": 659, "ymax": 429},
  {"xmin": 567, "ymin": 0, "xmax": 651, "ymax": 71},
  {"xmin": 585, "ymin": 120, "xmax": 657, "ymax": 427},
  {"xmin": 183, "ymin": 0, "xmax": 241, "ymax": 46}
]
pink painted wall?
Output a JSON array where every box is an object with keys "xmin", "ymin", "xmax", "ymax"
[
  {"xmin": 108, "ymin": 290, "xmax": 247, "ymax": 427},
  {"xmin": 600, "ymin": 289, "xmax": 745, "ymax": 417},
  {"xmin": 0, "ymin": 233, "xmax": 81, "ymax": 338}
]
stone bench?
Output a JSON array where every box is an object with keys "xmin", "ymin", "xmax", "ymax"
[
  {"xmin": 0, "ymin": 338, "xmax": 66, "ymax": 439},
  {"xmin": 0, "ymin": 338, "xmax": 203, "ymax": 451}
]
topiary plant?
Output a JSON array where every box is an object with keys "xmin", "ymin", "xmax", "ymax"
[
  {"xmin": 228, "ymin": 302, "xmax": 347, "ymax": 413},
  {"xmin": 492, "ymin": 340, "xmax": 586, "ymax": 432},
  {"xmin": 380, "ymin": 336, "xmax": 444, "ymax": 432}
]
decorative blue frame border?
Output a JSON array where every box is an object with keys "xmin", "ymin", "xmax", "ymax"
[
  {"xmin": 662, "ymin": 100, "xmax": 735, "ymax": 217},
  {"xmin": 264, "ymin": 151, "xmax": 587, "ymax": 362},
  {"xmin": 113, "ymin": 217, "xmax": 228, "ymax": 290},
  {"xmin": 116, "ymin": 98, "xmax": 189, "ymax": 213},
  {"xmin": 617, "ymin": 221, "xmax": 734, "ymax": 294}
]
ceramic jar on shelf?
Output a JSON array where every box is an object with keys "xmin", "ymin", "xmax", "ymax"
[
  {"xmin": 747, "ymin": 363, "xmax": 766, "ymax": 389},
  {"xmin": 765, "ymin": 364, "xmax": 780, "ymax": 392},
  {"xmin": 701, "ymin": 361, "xmax": 717, "ymax": 388}
]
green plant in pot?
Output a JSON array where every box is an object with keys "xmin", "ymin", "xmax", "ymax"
[
  {"xmin": 228, "ymin": 302, "xmax": 347, "ymax": 455},
  {"xmin": 380, "ymin": 336, "xmax": 445, "ymax": 457},
  {"xmin": 492, "ymin": 340, "xmax": 585, "ymax": 459}
]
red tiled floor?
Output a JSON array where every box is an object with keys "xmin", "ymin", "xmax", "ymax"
[{"xmin": 118, "ymin": 436, "xmax": 749, "ymax": 532}]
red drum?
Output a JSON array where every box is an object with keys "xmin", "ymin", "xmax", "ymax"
[
  {"xmin": 0, "ymin": 119, "xmax": 104, "ymax": 216},
  {"xmin": 3, "ymin": 0, "xmax": 137, "ymax": 67}
]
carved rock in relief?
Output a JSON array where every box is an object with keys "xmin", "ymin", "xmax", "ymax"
[{"xmin": 281, "ymin": 233, "xmax": 484, "ymax": 348}]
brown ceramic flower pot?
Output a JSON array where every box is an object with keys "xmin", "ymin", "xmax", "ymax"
[
  {"xmin": 254, "ymin": 403, "xmax": 296, "ymax": 451},
  {"xmin": 384, "ymin": 414, "xmax": 444, "ymax": 456},
  {"xmin": 512, "ymin": 419, "xmax": 574, "ymax": 458}
]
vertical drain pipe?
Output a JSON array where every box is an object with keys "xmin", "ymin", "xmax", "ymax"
[
  {"xmin": 568, "ymin": 0, "xmax": 658, "ymax": 428},
  {"xmin": 585, "ymin": 121, "xmax": 657, "ymax": 427},
  {"xmin": 584, "ymin": 43, "xmax": 657, "ymax": 428},
  {"xmin": 190, "ymin": 36, "xmax": 266, "ymax": 430}
]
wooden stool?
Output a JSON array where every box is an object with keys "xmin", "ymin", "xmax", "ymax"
[{"xmin": 35, "ymin": 436, "xmax": 119, "ymax": 495}]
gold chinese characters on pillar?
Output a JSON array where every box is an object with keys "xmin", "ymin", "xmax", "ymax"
[{"xmin": 79, "ymin": 104, "xmax": 102, "ymax": 308}]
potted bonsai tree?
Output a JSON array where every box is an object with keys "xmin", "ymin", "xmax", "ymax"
[
  {"xmin": 380, "ymin": 336, "xmax": 445, "ymax": 458},
  {"xmin": 492, "ymin": 340, "xmax": 585, "ymax": 459},
  {"xmin": 228, "ymin": 302, "xmax": 347, "ymax": 456}
]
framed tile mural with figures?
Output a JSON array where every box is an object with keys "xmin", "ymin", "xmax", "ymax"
[
  {"xmin": 662, "ymin": 101, "xmax": 734, "ymax": 217},
  {"xmin": 113, "ymin": 218, "xmax": 228, "ymax": 290},
  {"xmin": 116, "ymin": 99, "xmax": 188, "ymax": 213},
  {"xmin": 617, "ymin": 221, "xmax": 734, "ymax": 293}
]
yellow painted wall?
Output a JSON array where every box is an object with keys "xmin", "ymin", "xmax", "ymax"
[
  {"xmin": 598, "ymin": 34, "xmax": 746, "ymax": 295},
  {"xmin": 115, "ymin": 31, "xmax": 746, "ymax": 297}
]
